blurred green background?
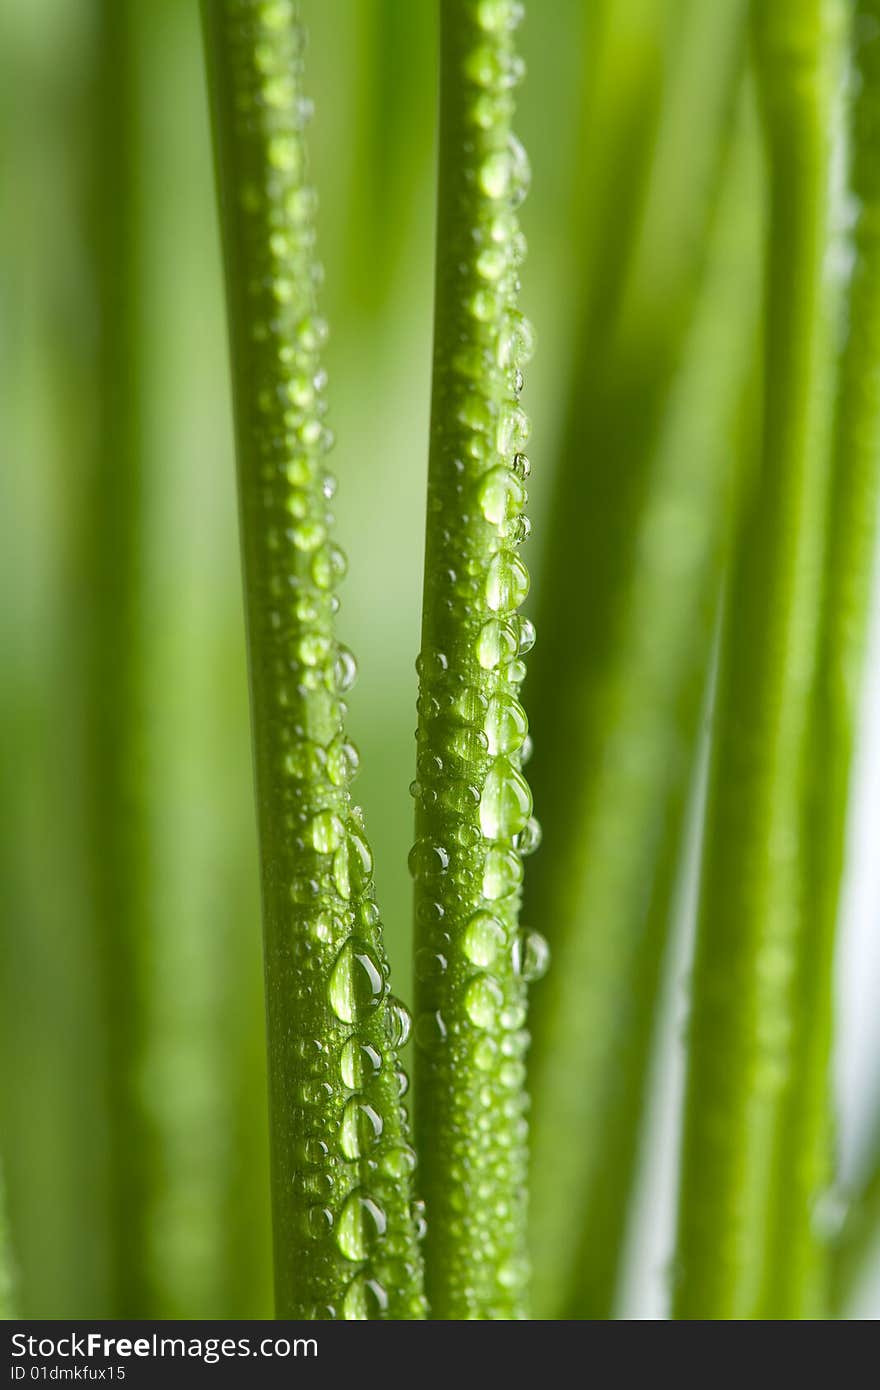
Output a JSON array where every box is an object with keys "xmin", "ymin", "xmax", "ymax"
[{"xmin": 2, "ymin": 0, "xmax": 879, "ymax": 1319}]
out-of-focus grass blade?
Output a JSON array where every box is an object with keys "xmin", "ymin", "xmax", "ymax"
[{"xmin": 526, "ymin": 0, "xmax": 751, "ymax": 1320}]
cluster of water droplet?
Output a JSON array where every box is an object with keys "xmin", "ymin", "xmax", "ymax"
[
  {"xmin": 409, "ymin": 0, "xmax": 548, "ymax": 1319},
  {"xmin": 217, "ymin": 0, "xmax": 424, "ymax": 1320}
]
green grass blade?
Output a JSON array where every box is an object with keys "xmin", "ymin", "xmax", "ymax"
[
  {"xmin": 527, "ymin": 88, "xmax": 760, "ymax": 1320},
  {"xmin": 525, "ymin": 0, "xmax": 752, "ymax": 1319},
  {"xmin": 674, "ymin": 0, "xmax": 837, "ymax": 1320},
  {"xmin": 84, "ymin": 0, "xmax": 158, "ymax": 1316},
  {"xmin": 201, "ymin": 0, "xmax": 425, "ymax": 1320},
  {"xmin": 772, "ymin": 0, "xmax": 880, "ymax": 1316},
  {"xmin": 411, "ymin": 0, "xmax": 540, "ymax": 1320}
]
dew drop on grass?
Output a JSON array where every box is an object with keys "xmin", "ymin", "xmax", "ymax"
[
  {"xmin": 342, "ymin": 1274, "xmax": 388, "ymax": 1320},
  {"xmin": 484, "ymin": 692, "xmax": 528, "ymax": 755},
  {"xmin": 306, "ymin": 1205, "xmax": 333, "ymax": 1239},
  {"xmin": 335, "ymin": 1191, "xmax": 387, "ymax": 1262},
  {"xmin": 339, "ymin": 1097, "xmax": 384, "ymax": 1160},
  {"xmin": 517, "ymin": 815, "xmax": 542, "ymax": 855},
  {"xmin": 329, "ymin": 940, "xmax": 384, "ymax": 1024},
  {"xmin": 477, "ymin": 617, "xmax": 518, "ymax": 670},
  {"xmin": 415, "ymin": 948, "xmax": 448, "ymax": 981},
  {"xmin": 415, "ymin": 1010, "xmax": 448, "ymax": 1051},
  {"xmin": 482, "ymin": 845, "xmax": 523, "ymax": 899},
  {"xmin": 496, "ymin": 402, "xmax": 530, "ymax": 456},
  {"xmin": 462, "ymin": 911, "xmax": 506, "ymax": 967},
  {"xmin": 311, "ymin": 541, "xmax": 347, "ymax": 589},
  {"xmin": 512, "ymin": 928, "xmax": 550, "ymax": 982},
  {"xmin": 333, "ymin": 644, "xmax": 358, "ymax": 692},
  {"xmin": 339, "ymin": 1039, "xmax": 382, "ymax": 1089},
  {"xmin": 464, "ymin": 975, "xmax": 503, "ymax": 1029},
  {"xmin": 478, "ymin": 466, "xmax": 525, "ymax": 526},
  {"xmin": 480, "ymin": 759, "xmax": 532, "ymax": 839},
  {"xmin": 326, "ymin": 735, "xmax": 359, "ymax": 786},
  {"xmin": 309, "ymin": 809, "xmax": 344, "ymax": 853},
  {"xmin": 386, "ymin": 996, "xmax": 412, "ymax": 1048},
  {"xmin": 379, "ymin": 1143, "xmax": 417, "ymax": 1179},
  {"xmin": 484, "ymin": 550, "xmax": 529, "ymax": 613}
]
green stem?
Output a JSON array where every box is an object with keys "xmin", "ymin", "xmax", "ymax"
[
  {"xmin": 775, "ymin": 0, "xmax": 880, "ymax": 1316},
  {"xmin": 674, "ymin": 0, "xmax": 835, "ymax": 1320},
  {"xmin": 85, "ymin": 0, "xmax": 156, "ymax": 1316},
  {"xmin": 528, "ymin": 97, "xmax": 759, "ymax": 1323},
  {"xmin": 411, "ymin": 0, "xmax": 540, "ymax": 1320},
  {"xmin": 526, "ymin": 2, "xmax": 751, "ymax": 1320},
  {"xmin": 201, "ymin": 0, "xmax": 424, "ymax": 1320}
]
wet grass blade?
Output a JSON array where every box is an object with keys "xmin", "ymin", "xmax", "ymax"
[
  {"xmin": 411, "ymin": 0, "xmax": 541, "ymax": 1320},
  {"xmin": 201, "ymin": 0, "xmax": 425, "ymax": 1320}
]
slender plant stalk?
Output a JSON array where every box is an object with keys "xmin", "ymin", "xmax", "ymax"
[
  {"xmin": 411, "ymin": 0, "xmax": 541, "ymax": 1321},
  {"xmin": 529, "ymin": 106, "xmax": 759, "ymax": 1325},
  {"xmin": 85, "ymin": 0, "xmax": 157, "ymax": 1316},
  {"xmin": 526, "ymin": 2, "xmax": 751, "ymax": 1320},
  {"xmin": 201, "ymin": 0, "xmax": 425, "ymax": 1320},
  {"xmin": 674, "ymin": 0, "xmax": 836, "ymax": 1319},
  {"xmin": 775, "ymin": 0, "xmax": 880, "ymax": 1316}
]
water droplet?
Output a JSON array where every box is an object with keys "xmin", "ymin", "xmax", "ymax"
[
  {"xmin": 297, "ymin": 314, "xmax": 329, "ymax": 352},
  {"xmin": 484, "ymin": 693, "xmax": 528, "ymax": 756},
  {"xmin": 291, "ymin": 519, "xmax": 326, "ymax": 552},
  {"xmin": 336, "ymin": 1191, "xmax": 387, "ymax": 1262},
  {"xmin": 309, "ymin": 809, "xmax": 344, "ymax": 853},
  {"xmin": 476, "ymin": 617, "xmax": 518, "ymax": 670},
  {"xmin": 306, "ymin": 1205, "xmax": 333, "ymax": 1239},
  {"xmin": 462, "ymin": 912, "xmax": 506, "ymax": 967},
  {"xmin": 496, "ymin": 402, "xmax": 531, "ymax": 456},
  {"xmin": 480, "ymin": 759, "xmax": 532, "ymax": 840},
  {"xmin": 412, "ymin": 1198, "xmax": 428, "ymax": 1240},
  {"xmin": 343, "ymin": 1274, "xmax": 388, "ymax": 1320},
  {"xmin": 339, "ymin": 1039, "xmax": 382, "ymax": 1089},
  {"xmin": 476, "ymin": 245, "xmax": 507, "ymax": 281},
  {"xmin": 515, "ymin": 615, "xmax": 536, "ymax": 654},
  {"xmin": 310, "ymin": 909, "xmax": 343, "ymax": 945},
  {"xmin": 477, "ymin": 0, "xmax": 524, "ymax": 34},
  {"xmin": 484, "ymin": 550, "xmax": 530, "ymax": 614},
  {"xmin": 478, "ymin": 466, "xmax": 525, "ymax": 526},
  {"xmin": 415, "ymin": 949, "xmax": 448, "ymax": 982},
  {"xmin": 345, "ymin": 829, "xmax": 373, "ymax": 892},
  {"xmin": 334, "ymin": 645, "xmax": 358, "ymax": 692},
  {"xmin": 311, "ymin": 542, "xmax": 347, "ymax": 589},
  {"xmin": 464, "ymin": 975, "xmax": 503, "ymax": 1029},
  {"xmin": 506, "ymin": 134, "xmax": 531, "ymax": 207},
  {"xmin": 339, "ymin": 1098, "xmax": 383, "ymax": 1160},
  {"xmin": 512, "ymin": 928, "xmax": 550, "ymax": 982},
  {"xmin": 498, "ymin": 312, "xmax": 536, "ymax": 370},
  {"xmin": 473, "ymin": 1035, "xmax": 498, "ymax": 1071},
  {"xmin": 408, "ymin": 840, "xmax": 450, "ymax": 878},
  {"xmin": 415, "ymin": 1010, "xmax": 448, "ymax": 1051},
  {"xmin": 479, "ymin": 149, "xmax": 513, "ymax": 199},
  {"xmin": 329, "ymin": 940, "xmax": 384, "ymax": 1024},
  {"xmin": 482, "ymin": 845, "xmax": 524, "ymax": 899},
  {"xmin": 326, "ymin": 735, "xmax": 359, "ymax": 786},
  {"xmin": 387, "ymin": 996, "xmax": 412, "ymax": 1048},
  {"xmin": 379, "ymin": 1143, "xmax": 417, "ymax": 1179},
  {"xmin": 517, "ymin": 815, "xmax": 542, "ymax": 855},
  {"xmin": 284, "ymin": 740, "xmax": 325, "ymax": 779},
  {"xmin": 268, "ymin": 134, "xmax": 298, "ymax": 171}
]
